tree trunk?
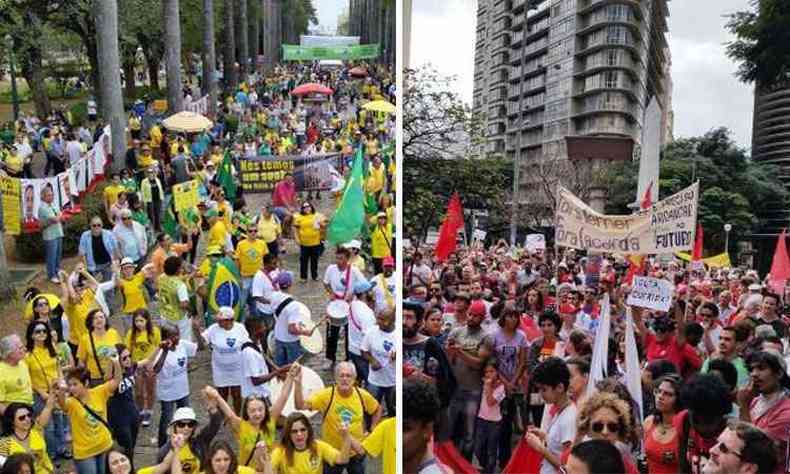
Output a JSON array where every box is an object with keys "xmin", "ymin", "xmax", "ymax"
[
  {"xmin": 224, "ymin": 0, "xmax": 237, "ymax": 92},
  {"xmin": 163, "ymin": 0, "xmax": 184, "ymax": 114},
  {"xmin": 261, "ymin": 0, "xmax": 274, "ymax": 73},
  {"xmin": 123, "ymin": 59, "xmax": 137, "ymax": 99},
  {"xmin": 19, "ymin": 52, "xmax": 52, "ymax": 120},
  {"xmin": 236, "ymin": 0, "xmax": 249, "ymax": 79},
  {"xmin": 203, "ymin": 0, "xmax": 218, "ymax": 117},
  {"xmin": 84, "ymin": 39, "xmax": 102, "ymax": 109},
  {"xmin": 249, "ymin": 1, "xmax": 259, "ymax": 72},
  {"xmin": 145, "ymin": 53, "xmax": 161, "ymax": 91},
  {"xmin": 95, "ymin": 0, "xmax": 127, "ymax": 174}
]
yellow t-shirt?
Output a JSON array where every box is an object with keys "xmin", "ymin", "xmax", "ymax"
[
  {"xmin": 175, "ymin": 443, "xmax": 201, "ymax": 474},
  {"xmin": 0, "ymin": 361, "xmax": 33, "ymax": 405},
  {"xmin": 366, "ymin": 165, "xmax": 385, "ymax": 194},
  {"xmin": 65, "ymin": 289, "xmax": 98, "ymax": 346},
  {"xmin": 351, "ymin": 255, "xmax": 366, "ymax": 274},
  {"xmin": 208, "ymin": 221, "xmax": 229, "ymax": 249},
  {"xmin": 270, "ymin": 440, "xmax": 339, "ymax": 474},
  {"xmin": 125, "ymin": 327, "xmax": 162, "ymax": 363},
  {"xmin": 104, "ymin": 184, "xmax": 126, "ymax": 209},
  {"xmin": 25, "ymin": 346, "xmax": 59, "ymax": 395},
  {"xmin": 119, "ymin": 272, "xmax": 147, "ymax": 314},
  {"xmin": 293, "ymin": 213, "xmax": 322, "ymax": 247},
  {"xmin": 257, "ymin": 216, "xmax": 281, "ymax": 244},
  {"xmin": 238, "ymin": 418, "xmax": 276, "ymax": 469},
  {"xmin": 138, "ymin": 152, "xmax": 157, "ymax": 169},
  {"xmin": 64, "ymin": 383, "xmax": 114, "ymax": 460},
  {"xmin": 362, "ymin": 417, "xmax": 395, "ymax": 474},
  {"xmin": 76, "ymin": 330, "xmax": 121, "ymax": 380},
  {"xmin": 370, "ymin": 223, "xmax": 393, "ymax": 259},
  {"xmin": 307, "ymin": 387, "xmax": 379, "ymax": 450},
  {"xmin": 0, "ymin": 426, "xmax": 54, "ymax": 473},
  {"xmin": 218, "ymin": 201, "xmax": 233, "ymax": 230},
  {"xmin": 149, "ymin": 126, "xmax": 162, "ymax": 148},
  {"xmin": 235, "ymin": 239, "xmax": 269, "ymax": 278}
]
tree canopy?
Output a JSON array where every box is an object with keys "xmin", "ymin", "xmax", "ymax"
[{"xmin": 726, "ymin": 0, "xmax": 790, "ymax": 88}]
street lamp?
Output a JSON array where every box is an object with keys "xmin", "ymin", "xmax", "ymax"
[
  {"xmin": 724, "ymin": 223, "xmax": 732, "ymax": 252},
  {"xmin": 4, "ymin": 34, "xmax": 19, "ymax": 122}
]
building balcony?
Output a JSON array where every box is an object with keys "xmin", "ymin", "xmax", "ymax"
[
  {"xmin": 577, "ymin": 0, "xmax": 642, "ymax": 17},
  {"xmin": 511, "ymin": 30, "xmax": 525, "ymax": 47},
  {"xmin": 573, "ymin": 100, "xmax": 638, "ymax": 119},
  {"xmin": 577, "ymin": 35, "xmax": 640, "ymax": 56},
  {"xmin": 508, "ymin": 85, "xmax": 522, "ymax": 100},
  {"xmin": 512, "ymin": 0, "xmax": 527, "ymax": 13}
]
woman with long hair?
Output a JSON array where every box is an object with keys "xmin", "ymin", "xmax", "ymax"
[
  {"xmin": 76, "ymin": 309, "xmax": 122, "ymax": 386},
  {"xmin": 204, "ymin": 364, "xmax": 294, "ymax": 470},
  {"xmin": 0, "ymin": 452, "xmax": 36, "ymax": 474},
  {"xmin": 107, "ymin": 344, "xmax": 141, "ymax": 468},
  {"xmin": 526, "ymin": 311, "xmax": 564, "ymax": 426},
  {"xmin": 291, "ymin": 201, "xmax": 325, "ymax": 282},
  {"xmin": 269, "ymin": 412, "xmax": 351, "ymax": 474},
  {"xmin": 572, "ymin": 391, "xmax": 638, "ymax": 474},
  {"xmin": 125, "ymin": 309, "xmax": 160, "ymax": 427},
  {"xmin": 171, "ymin": 439, "xmax": 272, "ymax": 474},
  {"xmin": 0, "ymin": 394, "xmax": 60, "ymax": 474},
  {"xmin": 23, "ymin": 288, "xmax": 66, "ymax": 344},
  {"xmin": 644, "ymin": 374, "xmax": 683, "ymax": 474},
  {"xmin": 520, "ymin": 287, "xmax": 544, "ymax": 343},
  {"xmin": 23, "ymin": 320, "xmax": 68, "ymax": 463}
]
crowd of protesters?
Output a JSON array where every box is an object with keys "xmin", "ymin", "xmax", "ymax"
[
  {"xmin": 403, "ymin": 240, "xmax": 790, "ymax": 474},
  {"xmin": 0, "ymin": 60, "xmax": 396, "ymax": 474}
]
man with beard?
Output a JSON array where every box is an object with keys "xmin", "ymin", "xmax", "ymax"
[
  {"xmin": 403, "ymin": 380, "xmax": 444, "ymax": 474},
  {"xmin": 700, "ymin": 421, "xmax": 776, "ymax": 474},
  {"xmin": 403, "ymin": 301, "xmax": 455, "ymax": 420},
  {"xmin": 736, "ymin": 349, "xmax": 790, "ymax": 473},
  {"xmin": 373, "ymin": 257, "xmax": 396, "ymax": 313},
  {"xmin": 701, "ymin": 326, "xmax": 750, "ymax": 388}
]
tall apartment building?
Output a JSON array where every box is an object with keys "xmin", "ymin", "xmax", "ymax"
[{"xmin": 473, "ymin": 0, "xmax": 672, "ymax": 200}]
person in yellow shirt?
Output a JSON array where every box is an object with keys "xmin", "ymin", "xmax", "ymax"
[
  {"xmin": 104, "ymin": 173, "xmax": 126, "ymax": 221},
  {"xmin": 115, "ymin": 258, "xmax": 156, "ymax": 335},
  {"xmin": 149, "ymin": 123, "xmax": 163, "ymax": 156},
  {"xmin": 352, "ymin": 417, "xmax": 396, "ymax": 474},
  {"xmin": 292, "ymin": 202, "xmax": 326, "ymax": 282},
  {"xmin": 365, "ymin": 156, "xmax": 386, "ymax": 199},
  {"xmin": 0, "ymin": 334, "xmax": 34, "ymax": 411},
  {"xmin": 0, "ymin": 388, "xmax": 62, "ymax": 474},
  {"xmin": 216, "ymin": 192, "xmax": 234, "ymax": 230},
  {"xmin": 24, "ymin": 321, "xmax": 61, "ymax": 408},
  {"xmin": 138, "ymin": 145, "xmax": 157, "ymax": 169},
  {"xmin": 125, "ymin": 308, "xmax": 160, "ymax": 427},
  {"xmin": 370, "ymin": 212, "xmax": 393, "ymax": 275},
  {"xmin": 207, "ymin": 209, "xmax": 230, "ymax": 253},
  {"xmin": 269, "ymin": 412, "xmax": 351, "ymax": 474},
  {"xmin": 256, "ymin": 206, "xmax": 282, "ymax": 258},
  {"xmin": 58, "ymin": 358, "xmax": 121, "ymax": 471},
  {"xmin": 76, "ymin": 309, "xmax": 122, "ymax": 384},
  {"xmin": 129, "ymin": 114, "xmax": 142, "ymax": 140},
  {"xmin": 60, "ymin": 266, "xmax": 103, "ymax": 350},
  {"xmin": 294, "ymin": 363, "xmax": 381, "ymax": 473},
  {"xmin": 234, "ymin": 225, "xmax": 268, "ymax": 316},
  {"xmin": 343, "ymin": 240, "xmax": 366, "ymax": 275}
]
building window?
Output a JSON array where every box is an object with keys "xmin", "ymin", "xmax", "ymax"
[{"xmin": 605, "ymin": 71, "xmax": 618, "ymax": 88}]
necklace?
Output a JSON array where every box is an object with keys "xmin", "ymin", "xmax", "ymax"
[{"xmin": 13, "ymin": 429, "xmax": 30, "ymax": 443}]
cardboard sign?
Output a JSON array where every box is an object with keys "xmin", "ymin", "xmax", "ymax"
[
  {"xmin": 555, "ymin": 182, "xmax": 699, "ymax": 255},
  {"xmin": 627, "ymin": 276, "xmax": 674, "ymax": 312},
  {"xmin": 173, "ymin": 180, "xmax": 200, "ymax": 213},
  {"xmin": 525, "ymin": 234, "xmax": 546, "ymax": 252},
  {"xmin": 0, "ymin": 177, "xmax": 21, "ymax": 235},
  {"xmin": 425, "ymin": 231, "xmax": 440, "ymax": 245},
  {"xmin": 473, "ymin": 229, "xmax": 487, "ymax": 241}
]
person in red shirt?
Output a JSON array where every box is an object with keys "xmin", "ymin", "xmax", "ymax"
[
  {"xmin": 271, "ymin": 172, "xmax": 296, "ymax": 234},
  {"xmin": 676, "ymin": 374, "xmax": 733, "ymax": 474},
  {"xmin": 633, "ymin": 303, "xmax": 703, "ymax": 377}
]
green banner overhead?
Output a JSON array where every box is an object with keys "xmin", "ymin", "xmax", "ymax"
[{"xmin": 282, "ymin": 44, "xmax": 380, "ymax": 61}]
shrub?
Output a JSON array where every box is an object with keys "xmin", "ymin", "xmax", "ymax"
[
  {"xmin": 15, "ymin": 181, "xmax": 109, "ymax": 263},
  {"xmin": 69, "ymin": 102, "xmax": 88, "ymax": 127}
]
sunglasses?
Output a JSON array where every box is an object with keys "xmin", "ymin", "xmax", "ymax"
[
  {"xmin": 35, "ymin": 301, "xmax": 49, "ymax": 307},
  {"xmin": 122, "ymin": 217, "xmax": 131, "ymax": 221},
  {"xmin": 175, "ymin": 421, "xmax": 197, "ymax": 428},
  {"xmin": 91, "ymin": 224, "xmax": 102, "ymax": 228},
  {"xmin": 33, "ymin": 328, "xmax": 48, "ymax": 335},
  {"xmin": 716, "ymin": 440, "xmax": 743, "ymax": 458},
  {"xmin": 591, "ymin": 421, "xmax": 621, "ymax": 434},
  {"xmin": 16, "ymin": 413, "xmax": 31, "ymax": 421}
]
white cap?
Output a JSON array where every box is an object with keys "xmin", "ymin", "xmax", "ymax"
[
  {"xmin": 343, "ymin": 240, "xmax": 362, "ymax": 250},
  {"xmin": 748, "ymin": 283, "xmax": 762, "ymax": 291},
  {"xmin": 216, "ymin": 306, "xmax": 235, "ymax": 320},
  {"xmin": 120, "ymin": 257, "xmax": 135, "ymax": 267},
  {"xmin": 170, "ymin": 407, "xmax": 197, "ymax": 425}
]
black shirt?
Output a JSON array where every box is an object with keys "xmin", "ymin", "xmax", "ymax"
[{"xmin": 92, "ymin": 233, "xmax": 111, "ymax": 265}]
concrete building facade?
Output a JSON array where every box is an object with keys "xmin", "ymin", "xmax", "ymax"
[{"xmin": 473, "ymin": 0, "xmax": 672, "ymax": 201}]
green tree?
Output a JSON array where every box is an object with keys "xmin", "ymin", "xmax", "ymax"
[
  {"xmin": 726, "ymin": 0, "xmax": 790, "ymax": 88},
  {"xmin": 605, "ymin": 127, "xmax": 788, "ymax": 256}
]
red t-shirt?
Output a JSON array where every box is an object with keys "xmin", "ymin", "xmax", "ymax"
[
  {"xmin": 272, "ymin": 180, "xmax": 295, "ymax": 207},
  {"xmin": 645, "ymin": 333, "xmax": 702, "ymax": 375}
]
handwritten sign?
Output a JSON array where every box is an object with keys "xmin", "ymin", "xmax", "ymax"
[
  {"xmin": 525, "ymin": 234, "xmax": 546, "ymax": 252},
  {"xmin": 627, "ymin": 276, "xmax": 674, "ymax": 312},
  {"xmin": 555, "ymin": 182, "xmax": 698, "ymax": 255},
  {"xmin": 473, "ymin": 229, "xmax": 487, "ymax": 241},
  {"xmin": 0, "ymin": 177, "xmax": 21, "ymax": 235}
]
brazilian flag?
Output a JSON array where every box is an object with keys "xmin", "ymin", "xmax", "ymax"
[{"xmin": 205, "ymin": 256, "xmax": 242, "ymax": 324}]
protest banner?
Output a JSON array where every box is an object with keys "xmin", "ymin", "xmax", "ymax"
[
  {"xmin": 555, "ymin": 182, "xmax": 699, "ymax": 255},
  {"xmin": 585, "ymin": 255, "xmax": 602, "ymax": 289},
  {"xmin": 676, "ymin": 251, "xmax": 732, "ymax": 268},
  {"xmin": 627, "ymin": 276, "xmax": 674, "ymax": 312},
  {"xmin": 525, "ymin": 234, "xmax": 546, "ymax": 252},
  {"xmin": 282, "ymin": 44, "xmax": 380, "ymax": 61},
  {"xmin": 473, "ymin": 229, "xmax": 487, "ymax": 242},
  {"xmin": 239, "ymin": 154, "xmax": 342, "ymax": 193},
  {"xmin": 0, "ymin": 177, "xmax": 21, "ymax": 235},
  {"xmin": 173, "ymin": 180, "xmax": 200, "ymax": 212}
]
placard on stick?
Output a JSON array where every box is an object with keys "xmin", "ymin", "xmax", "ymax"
[{"xmin": 627, "ymin": 276, "xmax": 674, "ymax": 312}]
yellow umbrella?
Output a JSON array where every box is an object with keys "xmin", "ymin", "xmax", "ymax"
[
  {"xmin": 362, "ymin": 100, "xmax": 396, "ymax": 114},
  {"xmin": 162, "ymin": 111, "xmax": 214, "ymax": 133}
]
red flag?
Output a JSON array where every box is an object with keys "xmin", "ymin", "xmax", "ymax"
[
  {"xmin": 692, "ymin": 224, "xmax": 704, "ymax": 260},
  {"xmin": 640, "ymin": 181, "xmax": 654, "ymax": 210},
  {"xmin": 502, "ymin": 437, "xmax": 543, "ymax": 474},
  {"xmin": 624, "ymin": 254, "xmax": 646, "ymax": 284},
  {"xmin": 434, "ymin": 441, "xmax": 479, "ymax": 474},
  {"xmin": 769, "ymin": 228, "xmax": 790, "ymax": 294},
  {"xmin": 434, "ymin": 192, "xmax": 464, "ymax": 262}
]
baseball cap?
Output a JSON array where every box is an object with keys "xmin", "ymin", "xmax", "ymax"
[
  {"xmin": 469, "ymin": 300, "xmax": 487, "ymax": 316},
  {"xmin": 120, "ymin": 257, "xmax": 135, "ymax": 267},
  {"xmin": 376, "ymin": 212, "xmax": 387, "ymax": 219},
  {"xmin": 383, "ymin": 256, "xmax": 395, "ymax": 267},
  {"xmin": 216, "ymin": 306, "xmax": 235, "ymax": 320},
  {"xmin": 170, "ymin": 407, "xmax": 197, "ymax": 425},
  {"xmin": 343, "ymin": 240, "xmax": 362, "ymax": 250}
]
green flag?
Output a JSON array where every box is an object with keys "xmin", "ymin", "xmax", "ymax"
[
  {"xmin": 328, "ymin": 148, "xmax": 366, "ymax": 245},
  {"xmin": 217, "ymin": 151, "xmax": 237, "ymax": 201},
  {"xmin": 162, "ymin": 196, "xmax": 179, "ymax": 240}
]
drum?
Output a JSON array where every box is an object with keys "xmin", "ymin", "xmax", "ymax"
[
  {"xmin": 268, "ymin": 365, "xmax": 325, "ymax": 418},
  {"xmin": 326, "ymin": 300, "xmax": 350, "ymax": 327},
  {"xmin": 299, "ymin": 331, "xmax": 323, "ymax": 355},
  {"xmin": 267, "ymin": 332, "xmax": 276, "ymax": 358}
]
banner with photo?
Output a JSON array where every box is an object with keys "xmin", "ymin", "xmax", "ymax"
[
  {"xmin": 555, "ymin": 182, "xmax": 699, "ymax": 255},
  {"xmin": 282, "ymin": 43, "xmax": 380, "ymax": 61},
  {"xmin": 240, "ymin": 153, "xmax": 343, "ymax": 194},
  {"xmin": 185, "ymin": 95, "xmax": 209, "ymax": 116}
]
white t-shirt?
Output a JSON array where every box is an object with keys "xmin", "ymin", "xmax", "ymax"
[
  {"xmin": 360, "ymin": 326, "xmax": 397, "ymax": 388},
  {"xmin": 156, "ymin": 340, "xmax": 198, "ymax": 402},
  {"xmin": 323, "ymin": 264, "xmax": 366, "ymax": 298},
  {"xmin": 271, "ymin": 291, "xmax": 303, "ymax": 343},
  {"xmin": 408, "ymin": 263, "xmax": 432, "ymax": 287},
  {"xmin": 373, "ymin": 273, "xmax": 397, "ymax": 314},
  {"xmin": 240, "ymin": 344, "xmax": 270, "ymax": 398},
  {"xmin": 539, "ymin": 403, "xmax": 578, "ymax": 474},
  {"xmin": 251, "ymin": 269, "xmax": 280, "ymax": 315},
  {"xmin": 66, "ymin": 140, "xmax": 82, "ymax": 166},
  {"xmin": 201, "ymin": 323, "xmax": 250, "ymax": 387},
  {"xmin": 348, "ymin": 300, "xmax": 377, "ymax": 356},
  {"xmin": 87, "ymin": 100, "xmax": 97, "ymax": 115}
]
